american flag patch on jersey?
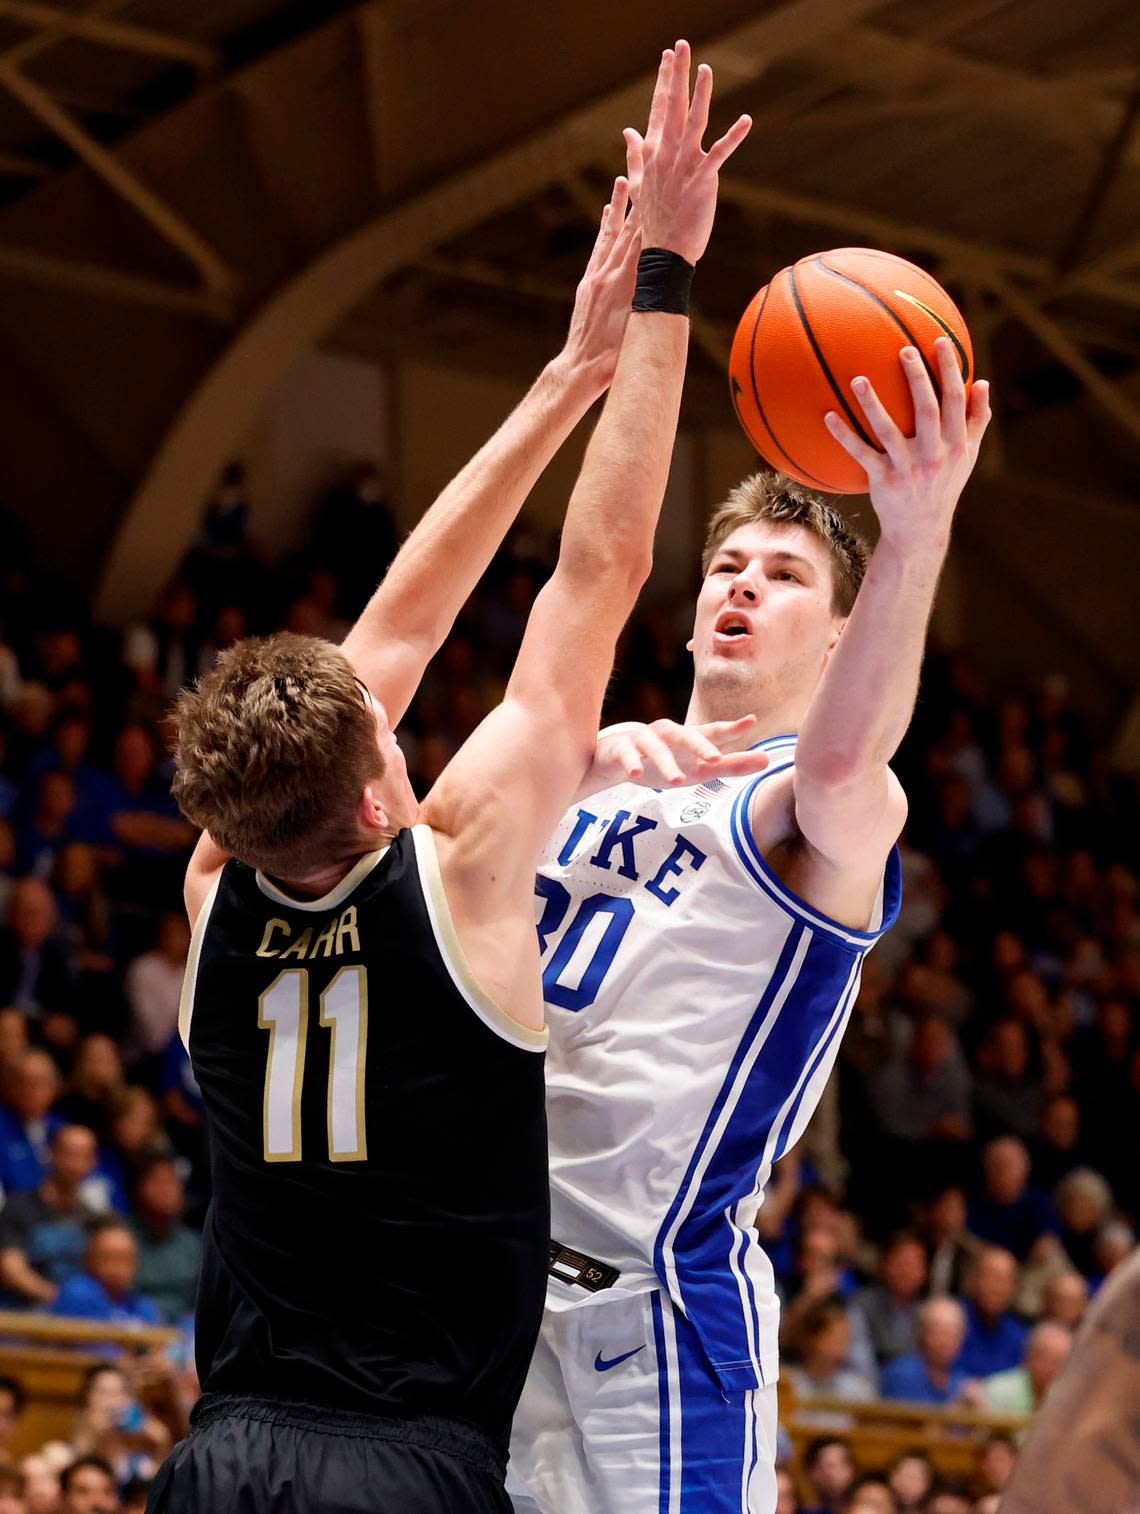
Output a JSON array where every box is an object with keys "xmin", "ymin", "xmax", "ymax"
[{"xmin": 694, "ymin": 777, "xmax": 728, "ymax": 799}]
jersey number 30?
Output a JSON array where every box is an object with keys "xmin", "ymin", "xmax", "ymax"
[
  {"xmin": 535, "ymin": 878, "xmax": 634, "ymax": 1012},
  {"xmin": 258, "ymin": 966, "xmax": 368, "ymax": 1163}
]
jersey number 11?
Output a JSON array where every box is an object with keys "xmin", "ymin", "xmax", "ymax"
[{"xmin": 258, "ymin": 966, "xmax": 368, "ymax": 1163}]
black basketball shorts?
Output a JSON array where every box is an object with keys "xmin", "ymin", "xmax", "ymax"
[{"xmin": 145, "ymin": 1394, "xmax": 513, "ymax": 1514}]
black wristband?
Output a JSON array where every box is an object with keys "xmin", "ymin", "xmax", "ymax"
[{"xmin": 631, "ymin": 247, "xmax": 694, "ymax": 315}]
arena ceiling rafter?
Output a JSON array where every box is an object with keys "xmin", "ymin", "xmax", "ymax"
[{"xmin": 0, "ymin": 0, "xmax": 1134, "ymax": 614}]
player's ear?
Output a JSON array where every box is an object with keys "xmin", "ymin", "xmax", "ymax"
[
  {"xmin": 686, "ymin": 636, "xmax": 695, "ymax": 653},
  {"xmin": 359, "ymin": 785, "xmax": 388, "ymax": 833},
  {"xmin": 820, "ymin": 617, "xmax": 845, "ymax": 667}
]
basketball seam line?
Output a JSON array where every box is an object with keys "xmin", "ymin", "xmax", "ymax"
[
  {"xmin": 787, "ymin": 262, "xmax": 878, "ymax": 452},
  {"xmin": 813, "ymin": 255, "xmax": 944, "ymax": 395},
  {"xmin": 739, "ymin": 277, "xmax": 833, "ymax": 491}
]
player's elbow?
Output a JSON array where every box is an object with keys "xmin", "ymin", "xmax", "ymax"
[{"xmin": 560, "ymin": 539, "xmax": 654, "ymax": 599}]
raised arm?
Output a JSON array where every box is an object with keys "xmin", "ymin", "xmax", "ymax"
[
  {"xmin": 792, "ymin": 340, "xmax": 991, "ymax": 863},
  {"xmin": 340, "ymin": 177, "xmax": 641, "ymax": 728},
  {"xmin": 422, "ymin": 43, "xmax": 750, "ymax": 1022}
]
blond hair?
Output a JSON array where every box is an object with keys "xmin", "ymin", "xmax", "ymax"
[
  {"xmin": 701, "ymin": 470, "xmax": 869, "ymax": 615},
  {"xmin": 172, "ymin": 634, "xmax": 383, "ymax": 875}
]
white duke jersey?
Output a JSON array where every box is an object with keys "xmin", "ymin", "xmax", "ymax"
[{"xmin": 535, "ymin": 733, "xmax": 901, "ymax": 1392}]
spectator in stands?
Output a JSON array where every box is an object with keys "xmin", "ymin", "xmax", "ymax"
[
  {"xmin": 1053, "ymin": 1167, "xmax": 1114, "ymax": 1278},
  {"xmin": 779, "ymin": 1225, "xmax": 856, "ymax": 1345},
  {"xmin": 1093, "ymin": 1218, "xmax": 1135, "ymax": 1280},
  {"xmin": 14, "ymin": 769, "xmax": 82, "ymax": 880},
  {"xmin": 0, "ymin": 1376, "xmax": 24, "ymax": 1468},
  {"xmin": 785, "ymin": 1299, "xmax": 877, "ymax": 1426},
  {"xmin": 0, "ymin": 881, "xmax": 76, "ymax": 1043},
  {"xmin": 1030, "ymin": 1094, "xmax": 1085, "ymax": 1194},
  {"xmin": 840, "ymin": 1475, "xmax": 894, "ymax": 1514},
  {"xmin": 58, "ymin": 1454, "xmax": 118, "ymax": 1513},
  {"xmin": 887, "ymin": 1450, "xmax": 934, "ymax": 1514},
  {"xmin": 851, "ymin": 1230, "xmax": 928, "ymax": 1366},
  {"xmin": 1041, "ymin": 1269, "xmax": 1088, "ymax": 1330},
  {"xmin": 0, "ymin": 1048, "xmax": 63, "ymax": 1195},
  {"xmin": 0, "ymin": 1467, "xmax": 22, "ymax": 1513},
  {"xmin": 99, "ymin": 726, "xmax": 193, "ymax": 885},
  {"xmin": 920, "ymin": 1185, "xmax": 980, "ymax": 1298},
  {"xmin": 51, "ymin": 844, "xmax": 115, "ymax": 990},
  {"xmin": 774, "ymin": 1465, "xmax": 800, "ymax": 1514},
  {"xmin": 70, "ymin": 1364, "xmax": 168, "ymax": 1490},
  {"xmin": 50, "ymin": 1218, "xmax": 160, "ymax": 1328},
  {"xmin": 972, "ymin": 1019, "xmax": 1043, "ymax": 1141},
  {"xmin": 974, "ymin": 1434, "xmax": 1016, "ymax": 1501},
  {"xmin": 801, "ymin": 1437, "xmax": 855, "ymax": 1514},
  {"xmin": 122, "ymin": 584, "xmax": 199, "ymax": 705},
  {"xmin": 0, "ymin": 1124, "xmax": 99, "ymax": 1306},
  {"xmin": 129, "ymin": 1155, "xmax": 200, "ymax": 1323},
  {"xmin": 957, "ymin": 1247, "xmax": 1027, "ymax": 1377},
  {"xmin": 19, "ymin": 1453, "xmax": 59, "ymax": 1514},
  {"xmin": 55, "ymin": 1036, "xmax": 125, "ymax": 1143},
  {"xmin": 979, "ymin": 1320, "xmax": 1071, "ymax": 1413},
  {"xmin": 122, "ymin": 912, "xmax": 188, "ymax": 1068},
  {"xmin": 967, "ymin": 1136, "xmax": 1056, "ymax": 1261},
  {"xmin": 920, "ymin": 1481, "xmax": 972, "ymax": 1514},
  {"xmin": 98, "ymin": 1088, "xmax": 169, "ymax": 1213},
  {"xmin": 880, "ymin": 1297, "xmax": 968, "ymax": 1404},
  {"xmin": 871, "ymin": 1016, "xmax": 972, "ymax": 1144}
]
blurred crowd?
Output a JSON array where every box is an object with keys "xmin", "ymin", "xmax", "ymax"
[{"xmin": 0, "ymin": 459, "xmax": 1134, "ymax": 1510}]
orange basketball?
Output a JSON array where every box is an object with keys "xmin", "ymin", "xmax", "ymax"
[{"xmin": 728, "ymin": 248, "xmax": 973, "ymax": 494}]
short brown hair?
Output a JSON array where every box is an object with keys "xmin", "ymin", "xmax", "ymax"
[
  {"xmin": 701, "ymin": 470, "xmax": 869, "ymax": 615},
  {"xmin": 172, "ymin": 634, "xmax": 383, "ymax": 875}
]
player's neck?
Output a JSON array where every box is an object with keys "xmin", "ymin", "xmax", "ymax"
[
  {"xmin": 267, "ymin": 850, "xmax": 373, "ymax": 901},
  {"xmin": 684, "ymin": 686, "xmax": 808, "ymax": 752}
]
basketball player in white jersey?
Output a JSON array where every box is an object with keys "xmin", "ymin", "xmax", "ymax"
[{"xmin": 505, "ymin": 335, "xmax": 992, "ymax": 1503}]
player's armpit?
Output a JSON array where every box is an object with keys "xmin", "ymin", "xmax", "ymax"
[{"xmin": 749, "ymin": 763, "xmax": 906, "ymax": 931}]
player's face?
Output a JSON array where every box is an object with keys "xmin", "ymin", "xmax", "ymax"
[
  {"xmin": 364, "ymin": 694, "xmax": 418, "ymax": 832},
  {"xmin": 689, "ymin": 521, "xmax": 843, "ymax": 711}
]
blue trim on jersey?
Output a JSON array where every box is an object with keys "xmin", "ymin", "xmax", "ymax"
[
  {"xmin": 730, "ymin": 775, "xmax": 903, "ymax": 946},
  {"xmin": 652, "ymin": 923, "xmax": 805, "ymax": 1389},
  {"xmin": 746, "ymin": 1386, "xmax": 761, "ymax": 1507},
  {"xmin": 652, "ymin": 1291, "xmax": 671, "ymax": 1514},
  {"xmin": 656, "ymin": 927, "xmax": 864, "ymax": 1392},
  {"xmin": 771, "ymin": 955, "xmax": 861, "ymax": 1163}
]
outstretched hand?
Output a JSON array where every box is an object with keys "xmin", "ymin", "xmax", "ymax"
[
  {"xmin": 587, "ymin": 715, "xmax": 769, "ymax": 794},
  {"xmin": 624, "ymin": 40, "xmax": 752, "ymax": 266},
  {"xmin": 561, "ymin": 175, "xmax": 642, "ymax": 390},
  {"xmin": 824, "ymin": 337, "xmax": 992, "ymax": 543}
]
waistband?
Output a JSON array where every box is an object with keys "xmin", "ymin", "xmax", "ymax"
[{"xmin": 191, "ymin": 1393, "xmax": 505, "ymax": 1476}]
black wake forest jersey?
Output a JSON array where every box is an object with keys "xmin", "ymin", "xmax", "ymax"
[{"xmin": 180, "ymin": 825, "xmax": 549, "ymax": 1448}]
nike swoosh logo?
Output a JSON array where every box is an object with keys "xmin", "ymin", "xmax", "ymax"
[{"xmin": 594, "ymin": 1345, "xmax": 646, "ymax": 1373}]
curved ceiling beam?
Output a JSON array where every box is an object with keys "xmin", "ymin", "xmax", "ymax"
[{"xmin": 95, "ymin": 0, "xmax": 892, "ymax": 622}]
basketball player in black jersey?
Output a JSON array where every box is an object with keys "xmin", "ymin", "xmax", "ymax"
[{"xmin": 146, "ymin": 45, "xmax": 751, "ymax": 1514}]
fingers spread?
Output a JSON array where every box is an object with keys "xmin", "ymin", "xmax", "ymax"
[
  {"xmin": 715, "ymin": 749, "xmax": 771, "ymax": 777},
  {"xmin": 682, "ymin": 61, "xmax": 712, "ymax": 152},
  {"xmin": 824, "ymin": 409, "xmax": 878, "ymax": 472},
  {"xmin": 615, "ymin": 735, "xmax": 644, "ymax": 780},
  {"xmin": 704, "ymin": 113, "xmax": 752, "ymax": 174},
  {"xmin": 935, "ymin": 337, "xmax": 967, "ymax": 448},
  {"xmin": 664, "ymin": 38, "xmax": 690, "ymax": 142},
  {"xmin": 623, "ymin": 128, "xmax": 645, "ymax": 187},
  {"xmin": 901, "ymin": 346, "xmax": 941, "ymax": 448},
  {"xmin": 701, "ymin": 714, "xmax": 758, "ymax": 747},
  {"xmin": 640, "ymin": 729, "xmax": 685, "ymax": 785},
  {"xmin": 851, "ymin": 375, "xmax": 905, "ymax": 462},
  {"xmin": 966, "ymin": 378, "xmax": 992, "ymax": 444},
  {"xmin": 645, "ymin": 49, "xmax": 674, "ymax": 144}
]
